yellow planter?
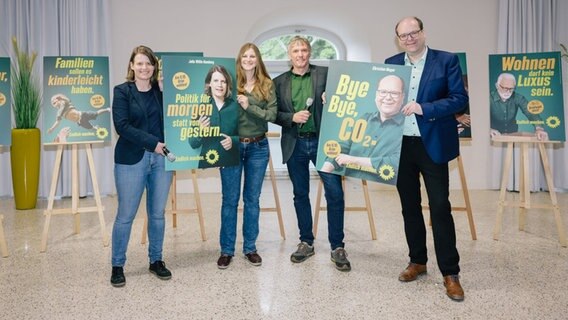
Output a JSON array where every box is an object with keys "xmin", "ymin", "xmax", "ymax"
[{"xmin": 11, "ymin": 128, "xmax": 41, "ymax": 210}]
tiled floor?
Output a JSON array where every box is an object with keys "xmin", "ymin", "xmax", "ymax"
[{"xmin": 1, "ymin": 179, "xmax": 567, "ymax": 319}]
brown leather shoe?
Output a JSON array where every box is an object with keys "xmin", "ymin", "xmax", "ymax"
[
  {"xmin": 398, "ymin": 263, "xmax": 427, "ymax": 282},
  {"xmin": 443, "ymin": 275, "xmax": 465, "ymax": 301},
  {"xmin": 245, "ymin": 252, "xmax": 262, "ymax": 266}
]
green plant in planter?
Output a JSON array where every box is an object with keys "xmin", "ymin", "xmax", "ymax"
[
  {"xmin": 11, "ymin": 36, "xmax": 41, "ymax": 128},
  {"xmin": 10, "ymin": 36, "xmax": 42, "ymax": 210}
]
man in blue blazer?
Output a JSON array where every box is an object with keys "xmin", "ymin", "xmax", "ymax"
[
  {"xmin": 274, "ymin": 36, "xmax": 350, "ymax": 272},
  {"xmin": 385, "ymin": 16, "xmax": 468, "ymax": 301}
]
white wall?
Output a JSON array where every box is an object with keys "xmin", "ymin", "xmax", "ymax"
[{"xmin": 109, "ymin": 0, "xmax": 499, "ymax": 191}]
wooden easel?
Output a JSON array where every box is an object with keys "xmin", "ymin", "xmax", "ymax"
[
  {"xmin": 141, "ymin": 170, "xmax": 206, "ymax": 243},
  {"xmin": 264, "ymin": 134, "xmax": 286, "ymax": 239},
  {"xmin": 314, "ymin": 177, "xmax": 377, "ymax": 240},
  {"xmin": 0, "ymin": 214, "xmax": 8, "ymax": 257},
  {"xmin": 423, "ymin": 155, "xmax": 477, "ymax": 240},
  {"xmin": 492, "ymin": 135, "xmax": 566, "ymax": 247},
  {"xmin": 41, "ymin": 142, "xmax": 109, "ymax": 252},
  {"xmin": 238, "ymin": 132, "xmax": 286, "ymax": 239}
]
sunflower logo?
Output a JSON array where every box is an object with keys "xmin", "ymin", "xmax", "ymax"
[
  {"xmin": 205, "ymin": 149, "xmax": 220, "ymax": 165},
  {"xmin": 378, "ymin": 164, "xmax": 396, "ymax": 181},
  {"xmin": 96, "ymin": 127, "xmax": 109, "ymax": 140},
  {"xmin": 546, "ymin": 116, "xmax": 561, "ymax": 129}
]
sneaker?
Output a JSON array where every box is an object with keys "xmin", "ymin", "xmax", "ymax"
[
  {"xmin": 217, "ymin": 254, "xmax": 233, "ymax": 269},
  {"xmin": 244, "ymin": 252, "xmax": 262, "ymax": 266},
  {"xmin": 110, "ymin": 266, "xmax": 125, "ymax": 287},
  {"xmin": 330, "ymin": 247, "xmax": 351, "ymax": 272},
  {"xmin": 149, "ymin": 260, "xmax": 172, "ymax": 280},
  {"xmin": 290, "ymin": 242, "xmax": 315, "ymax": 263}
]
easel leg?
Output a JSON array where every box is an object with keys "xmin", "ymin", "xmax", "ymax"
[
  {"xmin": 538, "ymin": 144, "xmax": 567, "ymax": 247},
  {"xmin": 268, "ymin": 155, "xmax": 285, "ymax": 240},
  {"xmin": 361, "ymin": 180, "xmax": 377, "ymax": 240},
  {"xmin": 85, "ymin": 144, "xmax": 109, "ymax": 246},
  {"xmin": 41, "ymin": 145, "xmax": 64, "ymax": 252},
  {"xmin": 518, "ymin": 143, "xmax": 530, "ymax": 231},
  {"xmin": 457, "ymin": 156, "xmax": 477, "ymax": 240},
  {"xmin": 0, "ymin": 215, "xmax": 8, "ymax": 257},
  {"xmin": 141, "ymin": 216, "xmax": 148, "ymax": 245},
  {"xmin": 72, "ymin": 144, "xmax": 80, "ymax": 234},
  {"xmin": 494, "ymin": 142, "xmax": 514, "ymax": 240},
  {"xmin": 313, "ymin": 179, "xmax": 323, "ymax": 238},
  {"xmin": 171, "ymin": 172, "xmax": 177, "ymax": 228},
  {"xmin": 192, "ymin": 170, "xmax": 206, "ymax": 241}
]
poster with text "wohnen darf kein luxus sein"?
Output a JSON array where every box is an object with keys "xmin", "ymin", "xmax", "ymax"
[{"xmin": 489, "ymin": 52, "xmax": 565, "ymax": 142}]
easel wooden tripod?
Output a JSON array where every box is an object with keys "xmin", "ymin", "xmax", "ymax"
[
  {"xmin": 423, "ymin": 155, "xmax": 477, "ymax": 240},
  {"xmin": 141, "ymin": 170, "xmax": 206, "ymax": 243},
  {"xmin": 492, "ymin": 135, "xmax": 566, "ymax": 247},
  {"xmin": 314, "ymin": 177, "xmax": 377, "ymax": 240},
  {"xmin": 41, "ymin": 142, "xmax": 109, "ymax": 252}
]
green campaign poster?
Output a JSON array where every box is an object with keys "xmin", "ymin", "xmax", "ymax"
[
  {"xmin": 155, "ymin": 52, "xmax": 203, "ymax": 81},
  {"xmin": 316, "ymin": 60, "xmax": 411, "ymax": 185},
  {"xmin": 489, "ymin": 52, "xmax": 565, "ymax": 141},
  {"xmin": 456, "ymin": 52, "xmax": 472, "ymax": 139},
  {"xmin": 42, "ymin": 56, "xmax": 111, "ymax": 143},
  {"xmin": 0, "ymin": 57, "xmax": 10, "ymax": 145},
  {"xmin": 162, "ymin": 56, "xmax": 239, "ymax": 171}
]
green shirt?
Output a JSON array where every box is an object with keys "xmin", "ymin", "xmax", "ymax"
[
  {"xmin": 188, "ymin": 97, "xmax": 240, "ymax": 168},
  {"xmin": 238, "ymin": 86, "xmax": 277, "ymax": 138},
  {"xmin": 327, "ymin": 112, "xmax": 404, "ymax": 185},
  {"xmin": 490, "ymin": 90, "xmax": 542, "ymax": 133},
  {"xmin": 291, "ymin": 71, "xmax": 315, "ymax": 133}
]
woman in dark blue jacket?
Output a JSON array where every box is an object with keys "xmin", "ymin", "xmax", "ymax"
[{"xmin": 110, "ymin": 45, "xmax": 173, "ymax": 287}]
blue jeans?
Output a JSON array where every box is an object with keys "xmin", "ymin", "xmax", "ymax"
[
  {"xmin": 286, "ymin": 137, "xmax": 345, "ymax": 250},
  {"xmin": 219, "ymin": 138, "xmax": 270, "ymax": 256},
  {"xmin": 112, "ymin": 151, "xmax": 173, "ymax": 266}
]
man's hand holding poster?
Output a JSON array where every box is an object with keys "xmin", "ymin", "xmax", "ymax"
[
  {"xmin": 162, "ymin": 56, "xmax": 239, "ymax": 171},
  {"xmin": 316, "ymin": 60, "xmax": 411, "ymax": 185}
]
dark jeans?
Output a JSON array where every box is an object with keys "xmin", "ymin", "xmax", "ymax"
[
  {"xmin": 286, "ymin": 136, "xmax": 345, "ymax": 250},
  {"xmin": 396, "ymin": 136, "xmax": 460, "ymax": 276}
]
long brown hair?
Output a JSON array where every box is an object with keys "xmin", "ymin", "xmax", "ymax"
[{"xmin": 236, "ymin": 43, "xmax": 273, "ymax": 101}]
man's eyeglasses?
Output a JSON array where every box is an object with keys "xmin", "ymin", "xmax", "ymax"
[
  {"xmin": 397, "ymin": 29, "xmax": 422, "ymax": 41},
  {"xmin": 498, "ymin": 84, "xmax": 515, "ymax": 93},
  {"xmin": 377, "ymin": 90, "xmax": 402, "ymax": 99}
]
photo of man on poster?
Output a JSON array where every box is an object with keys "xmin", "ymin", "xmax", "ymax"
[
  {"xmin": 490, "ymin": 72, "xmax": 548, "ymax": 141},
  {"xmin": 321, "ymin": 74, "xmax": 405, "ymax": 184}
]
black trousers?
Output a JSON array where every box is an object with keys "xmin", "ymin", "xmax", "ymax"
[{"xmin": 396, "ymin": 136, "xmax": 460, "ymax": 276}]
